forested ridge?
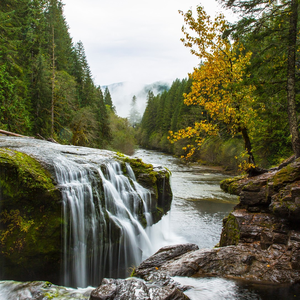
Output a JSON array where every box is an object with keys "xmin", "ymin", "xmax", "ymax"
[
  {"xmin": 1, "ymin": 0, "xmax": 300, "ymax": 170},
  {"xmin": 138, "ymin": 0, "xmax": 300, "ymax": 172},
  {"xmin": 0, "ymin": 0, "xmax": 138, "ymax": 154}
]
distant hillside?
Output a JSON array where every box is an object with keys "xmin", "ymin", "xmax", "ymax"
[{"xmin": 102, "ymin": 81, "xmax": 171, "ymax": 118}]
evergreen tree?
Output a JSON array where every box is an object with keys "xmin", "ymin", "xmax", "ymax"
[
  {"xmin": 104, "ymin": 87, "xmax": 116, "ymax": 112},
  {"xmin": 94, "ymin": 86, "xmax": 111, "ymax": 147}
]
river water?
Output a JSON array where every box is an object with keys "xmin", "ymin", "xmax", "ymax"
[
  {"xmin": 133, "ymin": 149, "xmax": 300, "ymax": 300},
  {"xmin": 133, "ymin": 149, "xmax": 238, "ymax": 250}
]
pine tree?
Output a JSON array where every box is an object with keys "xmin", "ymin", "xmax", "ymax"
[{"xmin": 104, "ymin": 87, "xmax": 116, "ymax": 113}]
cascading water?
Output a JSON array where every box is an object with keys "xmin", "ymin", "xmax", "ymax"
[
  {"xmin": 54, "ymin": 156, "xmax": 156, "ymax": 288},
  {"xmin": 0, "ymin": 137, "xmax": 176, "ymax": 290}
]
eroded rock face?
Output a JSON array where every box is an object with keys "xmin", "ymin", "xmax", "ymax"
[
  {"xmin": 221, "ymin": 158, "xmax": 300, "ymax": 221},
  {"xmin": 217, "ymin": 159, "xmax": 300, "ymax": 283},
  {"xmin": 135, "ymin": 244, "xmax": 199, "ymax": 278},
  {"xmin": 135, "ymin": 243, "xmax": 300, "ymax": 283}
]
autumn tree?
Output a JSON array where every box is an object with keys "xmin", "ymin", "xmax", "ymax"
[
  {"xmin": 219, "ymin": 0, "xmax": 300, "ymax": 158},
  {"xmin": 169, "ymin": 6, "xmax": 257, "ymax": 167}
]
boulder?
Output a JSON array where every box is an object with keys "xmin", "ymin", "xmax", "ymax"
[
  {"xmin": 135, "ymin": 243, "xmax": 199, "ymax": 278},
  {"xmin": 89, "ymin": 278, "xmax": 189, "ymax": 300}
]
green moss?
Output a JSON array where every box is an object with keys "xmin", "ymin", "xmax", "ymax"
[
  {"xmin": 0, "ymin": 148, "xmax": 62, "ymax": 281},
  {"xmin": 115, "ymin": 153, "xmax": 173, "ymax": 224},
  {"xmin": 129, "ymin": 267, "xmax": 137, "ymax": 277},
  {"xmin": 220, "ymin": 176, "xmax": 245, "ymax": 195},
  {"xmin": 117, "ymin": 155, "xmax": 157, "ymax": 184},
  {"xmin": 0, "ymin": 148, "xmax": 57, "ymax": 198},
  {"xmin": 219, "ymin": 213, "xmax": 240, "ymax": 247},
  {"xmin": 272, "ymin": 160, "xmax": 300, "ymax": 189}
]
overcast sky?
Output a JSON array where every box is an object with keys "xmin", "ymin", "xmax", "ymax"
[{"xmin": 62, "ymin": 0, "xmax": 234, "ymax": 87}]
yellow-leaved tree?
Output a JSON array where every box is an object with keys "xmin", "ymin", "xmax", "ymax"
[{"xmin": 169, "ymin": 6, "xmax": 257, "ymax": 169}]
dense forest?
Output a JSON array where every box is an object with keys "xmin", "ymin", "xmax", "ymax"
[
  {"xmin": 1, "ymin": 0, "xmax": 300, "ymax": 172},
  {"xmin": 0, "ymin": 0, "xmax": 136, "ymax": 154},
  {"xmin": 138, "ymin": 0, "xmax": 300, "ymax": 172}
]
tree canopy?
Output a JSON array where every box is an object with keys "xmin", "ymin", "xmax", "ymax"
[
  {"xmin": 169, "ymin": 6, "xmax": 257, "ymax": 166},
  {"xmin": 139, "ymin": 1, "xmax": 299, "ymax": 171},
  {"xmin": 0, "ymin": 0, "xmax": 115, "ymax": 149}
]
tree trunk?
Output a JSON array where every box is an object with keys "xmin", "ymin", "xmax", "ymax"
[
  {"xmin": 287, "ymin": 0, "xmax": 300, "ymax": 157},
  {"xmin": 241, "ymin": 127, "xmax": 255, "ymax": 165}
]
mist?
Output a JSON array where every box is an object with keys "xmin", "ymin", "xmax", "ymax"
[{"xmin": 102, "ymin": 80, "xmax": 172, "ymax": 118}]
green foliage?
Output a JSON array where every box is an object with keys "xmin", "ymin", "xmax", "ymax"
[
  {"xmin": 0, "ymin": 0, "xmax": 112, "ymax": 150},
  {"xmin": 138, "ymin": 2, "xmax": 299, "ymax": 169},
  {"xmin": 138, "ymin": 78, "xmax": 199, "ymax": 153},
  {"xmin": 0, "ymin": 63, "xmax": 32, "ymax": 133},
  {"xmin": 108, "ymin": 112, "xmax": 136, "ymax": 155},
  {"xmin": 219, "ymin": 0, "xmax": 300, "ymax": 162},
  {"xmin": 104, "ymin": 87, "xmax": 116, "ymax": 113}
]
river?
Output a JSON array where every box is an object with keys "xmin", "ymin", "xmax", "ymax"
[
  {"xmin": 133, "ymin": 149, "xmax": 239, "ymax": 250},
  {"xmin": 133, "ymin": 149, "xmax": 300, "ymax": 300},
  {"xmin": 0, "ymin": 147, "xmax": 299, "ymax": 299}
]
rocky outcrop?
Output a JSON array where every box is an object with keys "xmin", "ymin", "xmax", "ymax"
[
  {"xmin": 0, "ymin": 148, "xmax": 62, "ymax": 283},
  {"xmin": 118, "ymin": 156, "xmax": 173, "ymax": 223},
  {"xmin": 90, "ymin": 158, "xmax": 300, "ymax": 298},
  {"xmin": 90, "ymin": 244, "xmax": 197, "ymax": 300},
  {"xmin": 136, "ymin": 242, "xmax": 300, "ymax": 283}
]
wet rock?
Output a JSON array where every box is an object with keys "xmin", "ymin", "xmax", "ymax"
[
  {"xmin": 89, "ymin": 278, "xmax": 189, "ymax": 300},
  {"xmin": 133, "ymin": 243, "xmax": 300, "ymax": 284},
  {"xmin": 127, "ymin": 157, "xmax": 300, "ymax": 286},
  {"xmin": 135, "ymin": 244, "xmax": 199, "ymax": 278},
  {"xmin": 0, "ymin": 137, "xmax": 174, "ymax": 286}
]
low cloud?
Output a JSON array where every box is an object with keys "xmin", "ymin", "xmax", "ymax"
[{"xmin": 103, "ymin": 80, "xmax": 173, "ymax": 118}]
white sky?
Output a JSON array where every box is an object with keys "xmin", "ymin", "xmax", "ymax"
[{"xmin": 62, "ymin": 0, "xmax": 234, "ymax": 87}]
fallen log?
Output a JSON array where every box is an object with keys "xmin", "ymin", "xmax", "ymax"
[{"xmin": 0, "ymin": 129, "xmax": 34, "ymax": 138}]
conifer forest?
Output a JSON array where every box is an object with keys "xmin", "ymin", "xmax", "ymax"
[{"xmin": 1, "ymin": 0, "xmax": 300, "ymax": 172}]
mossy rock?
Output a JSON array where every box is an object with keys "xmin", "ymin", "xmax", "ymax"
[
  {"xmin": 219, "ymin": 213, "xmax": 240, "ymax": 247},
  {"xmin": 271, "ymin": 158, "xmax": 300, "ymax": 191},
  {"xmin": 220, "ymin": 176, "xmax": 246, "ymax": 195},
  {"xmin": 0, "ymin": 148, "xmax": 62, "ymax": 283},
  {"xmin": 119, "ymin": 156, "xmax": 157, "ymax": 188},
  {"xmin": 116, "ymin": 155, "xmax": 173, "ymax": 222}
]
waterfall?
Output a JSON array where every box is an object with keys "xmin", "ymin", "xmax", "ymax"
[{"xmin": 54, "ymin": 157, "xmax": 155, "ymax": 288}]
